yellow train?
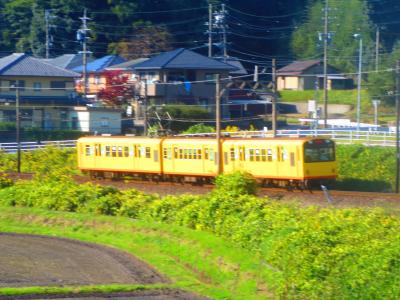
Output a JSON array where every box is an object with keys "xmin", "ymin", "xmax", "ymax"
[{"xmin": 77, "ymin": 136, "xmax": 337, "ymax": 187}]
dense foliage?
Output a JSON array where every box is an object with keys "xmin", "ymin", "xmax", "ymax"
[
  {"xmin": 0, "ymin": 147, "xmax": 77, "ymax": 176},
  {"xmin": 1, "ymin": 172, "xmax": 400, "ymax": 299}
]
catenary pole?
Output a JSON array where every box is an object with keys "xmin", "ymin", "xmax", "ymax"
[
  {"xmin": 15, "ymin": 81, "xmax": 21, "ymax": 174},
  {"xmin": 375, "ymin": 26, "xmax": 380, "ymax": 72},
  {"xmin": 396, "ymin": 60, "xmax": 400, "ymax": 193},
  {"xmin": 208, "ymin": 3, "xmax": 212, "ymax": 57},
  {"xmin": 216, "ymin": 74, "xmax": 222, "ymax": 175},
  {"xmin": 272, "ymin": 58, "xmax": 277, "ymax": 136},
  {"xmin": 323, "ymin": 0, "xmax": 329, "ymax": 128},
  {"xmin": 80, "ymin": 8, "xmax": 90, "ymax": 100},
  {"xmin": 143, "ymin": 79, "xmax": 148, "ymax": 136},
  {"xmin": 356, "ymin": 36, "xmax": 363, "ymax": 131}
]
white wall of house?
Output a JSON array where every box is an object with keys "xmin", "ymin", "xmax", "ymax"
[{"xmin": 69, "ymin": 107, "xmax": 122, "ymax": 134}]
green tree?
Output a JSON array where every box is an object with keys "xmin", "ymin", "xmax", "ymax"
[
  {"xmin": 368, "ymin": 41, "xmax": 400, "ymax": 105},
  {"xmin": 30, "ymin": 2, "xmax": 46, "ymax": 57},
  {"xmin": 291, "ymin": 0, "xmax": 374, "ymax": 72}
]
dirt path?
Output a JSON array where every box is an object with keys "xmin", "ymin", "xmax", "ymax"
[
  {"xmin": 0, "ymin": 233, "xmax": 167, "ymax": 288},
  {"xmin": 0, "ymin": 289, "xmax": 208, "ymax": 300}
]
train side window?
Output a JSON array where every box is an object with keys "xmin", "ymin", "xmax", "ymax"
[
  {"xmin": 239, "ymin": 147, "xmax": 244, "ymax": 161},
  {"xmin": 267, "ymin": 149, "xmax": 273, "ymax": 161},
  {"xmin": 124, "ymin": 146, "xmax": 129, "ymax": 157},
  {"xmin": 117, "ymin": 146, "xmax": 123, "ymax": 157},
  {"xmin": 261, "ymin": 149, "xmax": 267, "ymax": 162},
  {"xmin": 174, "ymin": 148, "xmax": 178, "ymax": 159},
  {"xmin": 188, "ymin": 149, "xmax": 192, "ymax": 159},
  {"xmin": 282, "ymin": 148, "xmax": 288, "ymax": 161},
  {"xmin": 145, "ymin": 147, "xmax": 151, "ymax": 158},
  {"xmin": 105, "ymin": 146, "xmax": 111, "ymax": 157},
  {"xmin": 197, "ymin": 149, "xmax": 202, "ymax": 159},
  {"xmin": 209, "ymin": 149, "xmax": 215, "ymax": 161},
  {"xmin": 85, "ymin": 145, "xmax": 91, "ymax": 156},
  {"xmin": 249, "ymin": 149, "xmax": 255, "ymax": 161},
  {"xmin": 183, "ymin": 149, "xmax": 187, "ymax": 159},
  {"xmin": 163, "ymin": 148, "xmax": 168, "ymax": 159},
  {"xmin": 112, "ymin": 146, "xmax": 117, "ymax": 157},
  {"xmin": 95, "ymin": 144, "xmax": 101, "ymax": 156},
  {"xmin": 255, "ymin": 149, "xmax": 260, "ymax": 162},
  {"xmin": 230, "ymin": 148, "xmax": 235, "ymax": 161},
  {"xmin": 205, "ymin": 148, "xmax": 209, "ymax": 160}
]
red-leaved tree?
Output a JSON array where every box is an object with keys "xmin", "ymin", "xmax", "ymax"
[{"xmin": 97, "ymin": 70, "xmax": 134, "ymax": 106}]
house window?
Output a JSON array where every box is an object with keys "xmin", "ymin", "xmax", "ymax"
[
  {"xmin": 9, "ymin": 80, "xmax": 25, "ymax": 91},
  {"xmin": 100, "ymin": 117, "xmax": 109, "ymax": 127},
  {"xmin": 94, "ymin": 76, "xmax": 101, "ymax": 85},
  {"xmin": 33, "ymin": 82, "xmax": 41, "ymax": 91},
  {"xmin": 205, "ymin": 73, "xmax": 218, "ymax": 83},
  {"xmin": 167, "ymin": 72, "xmax": 185, "ymax": 82},
  {"xmin": 50, "ymin": 81, "xmax": 66, "ymax": 90}
]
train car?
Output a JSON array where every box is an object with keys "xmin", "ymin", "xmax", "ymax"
[
  {"xmin": 77, "ymin": 136, "xmax": 163, "ymax": 178},
  {"xmin": 162, "ymin": 138, "xmax": 218, "ymax": 179},
  {"xmin": 77, "ymin": 136, "xmax": 337, "ymax": 186},
  {"xmin": 222, "ymin": 137, "xmax": 336, "ymax": 186}
]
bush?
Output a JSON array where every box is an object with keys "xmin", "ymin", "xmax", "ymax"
[
  {"xmin": 1, "ymin": 175, "xmax": 400, "ymax": 298},
  {"xmin": 0, "ymin": 174, "xmax": 13, "ymax": 188},
  {"xmin": 214, "ymin": 171, "xmax": 258, "ymax": 196},
  {"xmin": 182, "ymin": 123, "xmax": 215, "ymax": 134}
]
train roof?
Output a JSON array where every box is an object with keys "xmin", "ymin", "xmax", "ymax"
[{"xmin": 78, "ymin": 135, "xmax": 332, "ymax": 143}]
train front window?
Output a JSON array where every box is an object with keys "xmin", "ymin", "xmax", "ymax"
[{"xmin": 304, "ymin": 140, "xmax": 335, "ymax": 163}]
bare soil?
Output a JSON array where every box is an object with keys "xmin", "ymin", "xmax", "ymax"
[
  {"xmin": 0, "ymin": 289, "xmax": 208, "ymax": 300},
  {"xmin": 0, "ymin": 233, "xmax": 167, "ymax": 288}
]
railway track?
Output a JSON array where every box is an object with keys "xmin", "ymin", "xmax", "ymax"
[{"xmin": 4, "ymin": 172, "xmax": 400, "ymax": 208}]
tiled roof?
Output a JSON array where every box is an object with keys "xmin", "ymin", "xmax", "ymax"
[
  {"xmin": 215, "ymin": 57, "xmax": 248, "ymax": 75},
  {"xmin": 106, "ymin": 58, "xmax": 149, "ymax": 70},
  {"xmin": 277, "ymin": 60, "xmax": 322, "ymax": 76},
  {"xmin": 133, "ymin": 48, "xmax": 237, "ymax": 71},
  {"xmin": 73, "ymin": 55, "xmax": 126, "ymax": 73},
  {"xmin": 48, "ymin": 54, "xmax": 94, "ymax": 70},
  {"xmin": 0, "ymin": 53, "xmax": 80, "ymax": 77}
]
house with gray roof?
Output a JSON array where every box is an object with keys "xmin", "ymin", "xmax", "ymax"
[
  {"xmin": 0, "ymin": 53, "xmax": 83, "ymax": 130},
  {"xmin": 45, "ymin": 54, "xmax": 95, "ymax": 70},
  {"xmin": 277, "ymin": 60, "xmax": 353, "ymax": 91},
  {"xmin": 132, "ymin": 48, "xmax": 237, "ymax": 105}
]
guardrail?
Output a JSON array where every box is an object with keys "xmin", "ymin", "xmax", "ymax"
[
  {"xmin": 0, "ymin": 140, "xmax": 77, "ymax": 153},
  {"xmin": 179, "ymin": 129, "xmax": 397, "ymax": 147},
  {"xmin": 0, "ymin": 129, "xmax": 397, "ymax": 153}
]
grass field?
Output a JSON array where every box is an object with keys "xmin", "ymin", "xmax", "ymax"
[
  {"xmin": 279, "ymin": 89, "xmax": 371, "ymax": 106},
  {"xmin": 0, "ymin": 206, "xmax": 275, "ymax": 300}
]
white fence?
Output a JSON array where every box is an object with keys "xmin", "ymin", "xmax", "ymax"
[
  {"xmin": 180, "ymin": 129, "xmax": 398, "ymax": 147},
  {"xmin": 0, "ymin": 130, "xmax": 397, "ymax": 153},
  {"xmin": 0, "ymin": 140, "xmax": 77, "ymax": 153}
]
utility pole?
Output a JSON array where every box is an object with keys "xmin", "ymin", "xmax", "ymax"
[
  {"xmin": 208, "ymin": 3, "xmax": 213, "ymax": 57},
  {"xmin": 221, "ymin": 3, "xmax": 227, "ymax": 60},
  {"xmin": 355, "ymin": 35, "xmax": 363, "ymax": 131},
  {"xmin": 45, "ymin": 9, "xmax": 50, "ymax": 59},
  {"xmin": 396, "ymin": 60, "xmax": 400, "ymax": 193},
  {"xmin": 323, "ymin": 0, "xmax": 329, "ymax": 128},
  {"xmin": 375, "ymin": 26, "xmax": 380, "ymax": 72},
  {"xmin": 216, "ymin": 74, "xmax": 222, "ymax": 175},
  {"xmin": 272, "ymin": 58, "xmax": 278, "ymax": 136},
  {"xmin": 15, "ymin": 81, "xmax": 21, "ymax": 174},
  {"xmin": 143, "ymin": 79, "xmax": 148, "ymax": 136},
  {"xmin": 79, "ymin": 9, "xmax": 91, "ymax": 100}
]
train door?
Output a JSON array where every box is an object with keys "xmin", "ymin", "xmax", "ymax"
[{"xmin": 277, "ymin": 146, "xmax": 291, "ymax": 178}]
